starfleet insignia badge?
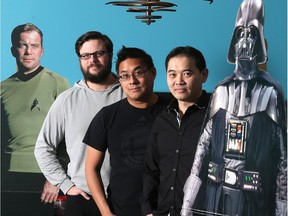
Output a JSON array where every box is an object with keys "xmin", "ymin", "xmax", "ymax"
[{"xmin": 31, "ymin": 98, "xmax": 40, "ymax": 111}]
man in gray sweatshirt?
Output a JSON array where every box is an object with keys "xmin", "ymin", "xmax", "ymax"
[{"xmin": 35, "ymin": 31, "xmax": 125, "ymax": 216}]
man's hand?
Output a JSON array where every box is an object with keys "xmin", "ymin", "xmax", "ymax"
[
  {"xmin": 41, "ymin": 180, "xmax": 59, "ymax": 203},
  {"xmin": 67, "ymin": 185, "xmax": 90, "ymax": 200}
]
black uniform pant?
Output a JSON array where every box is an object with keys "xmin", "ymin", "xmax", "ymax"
[
  {"xmin": 1, "ymin": 172, "xmax": 53, "ymax": 216},
  {"xmin": 64, "ymin": 194, "xmax": 101, "ymax": 216}
]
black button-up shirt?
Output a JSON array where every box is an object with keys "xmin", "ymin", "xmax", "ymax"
[{"xmin": 142, "ymin": 91, "xmax": 211, "ymax": 216}]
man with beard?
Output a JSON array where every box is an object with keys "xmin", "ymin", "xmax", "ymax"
[{"xmin": 34, "ymin": 31, "xmax": 125, "ymax": 216}]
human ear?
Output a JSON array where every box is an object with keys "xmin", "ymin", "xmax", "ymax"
[
  {"xmin": 11, "ymin": 46, "xmax": 18, "ymax": 58},
  {"xmin": 201, "ymin": 68, "xmax": 208, "ymax": 83}
]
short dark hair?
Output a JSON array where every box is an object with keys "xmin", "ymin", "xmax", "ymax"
[
  {"xmin": 11, "ymin": 23, "xmax": 43, "ymax": 47},
  {"xmin": 115, "ymin": 46, "xmax": 154, "ymax": 74},
  {"xmin": 75, "ymin": 31, "xmax": 113, "ymax": 57},
  {"xmin": 165, "ymin": 46, "xmax": 206, "ymax": 72}
]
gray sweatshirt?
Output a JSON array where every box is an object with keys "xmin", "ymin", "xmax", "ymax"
[{"xmin": 35, "ymin": 79, "xmax": 125, "ymax": 194}]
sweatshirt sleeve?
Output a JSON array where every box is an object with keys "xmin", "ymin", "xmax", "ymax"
[{"xmin": 34, "ymin": 93, "xmax": 74, "ymax": 194}]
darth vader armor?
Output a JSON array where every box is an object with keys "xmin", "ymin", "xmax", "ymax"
[{"xmin": 181, "ymin": 0, "xmax": 287, "ymax": 215}]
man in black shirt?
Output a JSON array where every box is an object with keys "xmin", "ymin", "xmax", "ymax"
[
  {"xmin": 142, "ymin": 46, "xmax": 210, "ymax": 216},
  {"xmin": 83, "ymin": 46, "xmax": 168, "ymax": 216}
]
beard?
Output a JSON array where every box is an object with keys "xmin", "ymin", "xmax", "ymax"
[{"xmin": 81, "ymin": 62, "xmax": 112, "ymax": 84}]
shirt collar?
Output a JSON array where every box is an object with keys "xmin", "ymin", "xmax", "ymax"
[
  {"xmin": 13, "ymin": 66, "xmax": 43, "ymax": 81},
  {"xmin": 167, "ymin": 90, "xmax": 209, "ymax": 113}
]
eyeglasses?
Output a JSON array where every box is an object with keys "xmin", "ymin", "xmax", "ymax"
[
  {"xmin": 118, "ymin": 68, "xmax": 150, "ymax": 82},
  {"xmin": 79, "ymin": 51, "xmax": 106, "ymax": 60}
]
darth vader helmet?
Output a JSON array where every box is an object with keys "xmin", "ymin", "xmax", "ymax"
[{"xmin": 228, "ymin": 0, "xmax": 267, "ymax": 64}]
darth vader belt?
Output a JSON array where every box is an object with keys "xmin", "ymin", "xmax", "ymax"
[{"xmin": 207, "ymin": 162, "xmax": 261, "ymax": 191}]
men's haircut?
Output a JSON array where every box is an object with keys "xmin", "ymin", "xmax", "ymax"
[
  {"xmin": 75, "ymin": 31, "xmax": 113, "ymax": 57},
  {"xmin": 11, "ymin": 23, "xmax": 43, "ymax": 47},
  {"xmin": 165, "ymin": 46, "xmax": 206, "ymax": 72},
  {"xmin": 115, "ymin": 46, "xmax": 155, "ymax": 74}
]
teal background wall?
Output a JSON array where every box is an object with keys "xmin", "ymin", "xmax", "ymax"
[{"xmin": 1, "ymin": 0, "xmax": 287, "ymax": 98}]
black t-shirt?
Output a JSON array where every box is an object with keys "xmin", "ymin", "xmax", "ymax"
[{"xmin": 84, "ymin": 97, "xmax": 168, "ymax": 216}]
